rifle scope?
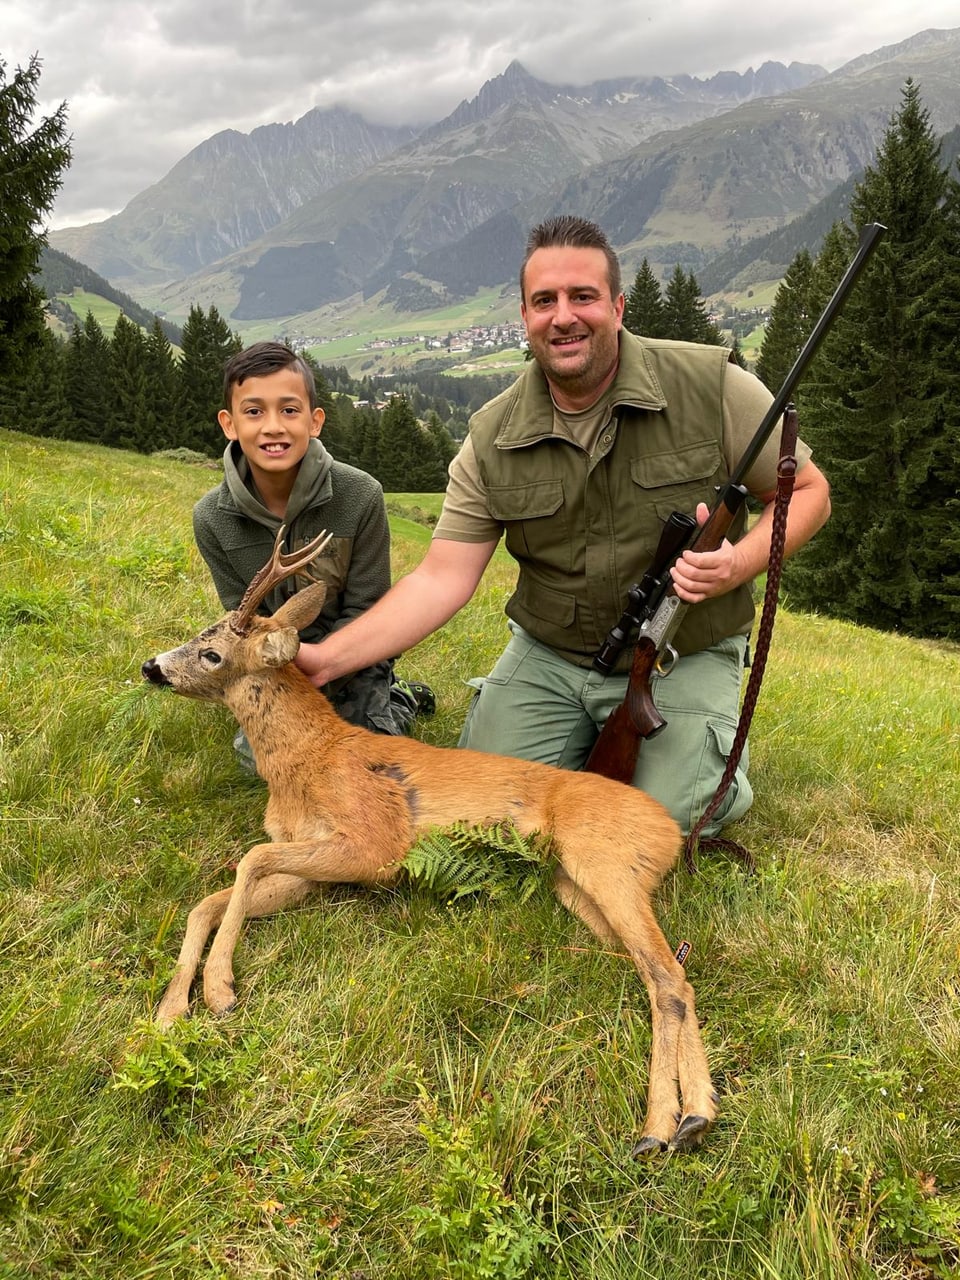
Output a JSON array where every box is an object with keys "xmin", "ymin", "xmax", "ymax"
[{"xmin": 593, "ymin": 510, "xmax": 697, "ymax": 675}]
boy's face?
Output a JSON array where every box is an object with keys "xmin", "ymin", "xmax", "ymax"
[{"xmin": 218, "ymin": 366, "xmax": 325, "ymax": 485}]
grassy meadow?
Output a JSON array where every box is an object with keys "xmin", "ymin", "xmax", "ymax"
[
  {"xmin": 1, "ymin": 429, "xmax": 959, "ymax": 1278},
  {"xmin": 57, "ymin": 290, "xmax": 130, "ymax": 338}
]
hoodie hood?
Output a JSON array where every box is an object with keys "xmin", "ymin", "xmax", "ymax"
[{"xmin": 221, "ymin": 437, "xmax": 335, "ymax": 532}]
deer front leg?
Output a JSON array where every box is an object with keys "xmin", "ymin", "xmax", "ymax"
[
  {"xmin": 156, "ymin": 886, "xmax": 232, "ymax": 1028},
  {"xmin": 202, "ymin": 835, "xmax": 396, "ymax": 1017},
  {"xmin": 156, "ymin": 873, "xmax": 316, "ymax": 1026}
]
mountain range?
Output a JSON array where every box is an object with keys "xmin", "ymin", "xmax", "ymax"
[{"xmin": 48, "ymin": 27, "xmax": 960, "ymax": 325}]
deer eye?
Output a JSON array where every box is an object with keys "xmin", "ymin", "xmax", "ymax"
[{"xmin": 199, "ymin": 649, "xmax": 223, "ymax": 666}]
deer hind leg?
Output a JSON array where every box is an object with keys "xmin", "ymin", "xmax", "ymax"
[
  {"xmin": 202, "ymin": 835, "xmax": 400, "ymax": 1017},
  {"xmin": 156, "ymin": 874, "xmax": 315, "ymax": 1027},
  {"xmin": 554, "ymin": 863, "xmax": 717, "ymax": 1153},
  {"xmin": 552, "ymin": 864, "xmax": 621, "ymax": 948}
]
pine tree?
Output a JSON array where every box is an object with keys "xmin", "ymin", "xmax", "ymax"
[
  {"xmin": 0, "ymin": 55, "xmax": 70, "ymax": 380},
  {"xmin": 787, "ymin": 222, "xmax": 858, "ymax": 444},
  {"xmin": 661, "ymin": 266, "xmax": 698, "ymax": 341},
  {"xmin": 424, "ymin": 410, "xmax": 457, "ymax": 487},
  {"xmin": 784, "ymin": 79, "xmax": 960, "ymax": 639},
  {"xmin": 175, "ymin": 305, "xmax": 241, "ymax": 453},
  {"xmin": 623, "ymin": 259, "xmax": 665, "ymax": 337},
  {"xmin": 143, "ymin": 318, "xmax": 178, "ymax": 451},
  {"xmin": 755, "ymin": 248, "xmax": 814, "ymax": 394},
  {"xmin": 63, "ymin": 312, "xmax": 111, "ymax": 443},
  {"xmin": 895, "ymin": 126, "xmax": 960, "ymax": 636},
  {"xmin": 932, "ymin": 188, "xmax": 960, "ymax": 626},
  {"xmin": 376, "ymin": 393, "xmax": 438, "ymax": 492},
  {"xmin": 108, "ymin": 313, "xmax": 150, "ymax": 450},
  {"xmin": 806, "ymin": 222, "xmax": 857, "ymax": 317},
  {"xmin": 320, "ymin": 396, "xmax": 358, "ymax": 466},
  {"xmin": 30, "ymin": 328, "xmax": 69, "ymax": 437},
  {"xmin": 353, "ymin": 404, "xmax": 382, "ymax": 479},
  {"xmin": 661, "ymin": 267, "xmax": 725, "ymax": 344},
  {"xmin": 302, "ymin": 354, "xmax": 349, "ymax": 458},
  {"xmin": 0, "ymin": 340, "xmax": 29, "ymax": 431},
  {"xmin": 693, "ymin": 285, "xmax": 726, "ymax": 347}
]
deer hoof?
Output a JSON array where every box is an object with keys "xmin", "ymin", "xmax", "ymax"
[
  {"xmin": 670, "ymin": 1113, "xmax": 712, "ymax": 1151},
  {"xmin": 155, "ymin": 997, "xmax": 190, "ymax": 1028},
  {"xmin": 632, "ymin": 1134, "xmax": 669, "ymax": 1158},
  {"xmin": 155, "ymin": 1008, "xmax": 188, "ymax": 1030},
  {"xmin": 204, "ymin": 978, "xmax": 237, "ymax": 1017}
]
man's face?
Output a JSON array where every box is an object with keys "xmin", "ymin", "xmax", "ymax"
[
  {"xmin": 521, "ymin": 245, "xmax": 624, "ymax": 409},
  {"xmin": 217, "ymin": 366, "xmax": 324, "ymax": 487}
]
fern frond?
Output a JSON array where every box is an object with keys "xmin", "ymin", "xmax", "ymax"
[{"xmin": 403, "ymin": 821, "xmax": 553, "ymax": 903}]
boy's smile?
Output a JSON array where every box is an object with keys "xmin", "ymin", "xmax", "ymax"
[{"xmin": 217, "ymin": 366, "xmax": 325, "ymax": 504}]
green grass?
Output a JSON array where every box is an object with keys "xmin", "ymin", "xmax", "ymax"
[
  {"xmin": 57, "ymin": 288, "xmax": 132, "ymax": 336},
  {"xmin": 1, "ymin": 428, "xmax": 959, "ymax": 1278},
  {"xmin": 738, "ymin": 323, "xmax": 768, "ymax": 364}
]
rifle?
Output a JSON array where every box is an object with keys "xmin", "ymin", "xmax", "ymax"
[{"xmin": 584, "ymin": 221, "xmax": 886, "ymax": 785}]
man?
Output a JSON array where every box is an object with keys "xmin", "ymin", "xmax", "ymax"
[{"xmin": 296, "ymin": 216, "xmax": 830, "ymax": 834}]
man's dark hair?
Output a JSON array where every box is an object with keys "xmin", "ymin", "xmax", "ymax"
[
  {"xmin": 520, "ymin": 215, "xmax": 622, "ymax": 301},
  {"xmin": 222, "ymin": 341, "xmax": 317, "ymax": 411}
]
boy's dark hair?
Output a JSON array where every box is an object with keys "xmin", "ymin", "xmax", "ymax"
[
  {"xmin": 223, "ymin": 341, "xmax": 318, "ymax": 411},
  {"xmin": 520, "ymin": 215, "xmax": 622, "ymax": 301}
]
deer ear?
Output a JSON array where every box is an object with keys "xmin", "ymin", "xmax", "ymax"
[
  {"xmin": 273, "ymin": 581, "xmax": 327, "ymax": 632},
  {"xmin": 258, "ymin": 627, "xmax": 301, "ymax": 668}
]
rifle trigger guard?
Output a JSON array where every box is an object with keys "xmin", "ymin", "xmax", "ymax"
[{"xmin": 654, "ymin": 644, "xmax": 679, "ymax": 677}]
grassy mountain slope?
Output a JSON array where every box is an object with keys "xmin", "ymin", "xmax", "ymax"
[
  {"xmin": 699, "ymin": 121, "xmax": 960, "ymax": 293},
  {"xmin": 38, "ymin": 246, "xmax": 184, "ymax": 344},
  {"xmin": 2, "ymin": 429, "xmax": 959, "ymax": 1277}
]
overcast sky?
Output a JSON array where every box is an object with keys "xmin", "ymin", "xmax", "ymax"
[{"xmin": 3, "ymin": 0, "xmax": 958, "ymax": 230}]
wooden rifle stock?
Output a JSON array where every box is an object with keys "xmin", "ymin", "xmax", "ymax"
[
  {"xmin": 582, "ymin": 640, "xmax": 660, "ymax": 783},
  {"xmin": 584, "ymin": 221, "xmax": 885, "ymax": 787}
]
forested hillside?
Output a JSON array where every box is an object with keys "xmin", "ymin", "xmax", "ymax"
[{"xmin": 37, "ymin": 247, "xmax": 183, "ymax": 345}]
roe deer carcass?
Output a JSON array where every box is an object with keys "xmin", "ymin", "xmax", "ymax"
[{"xmin": 142, "ymin": 529, "xmax": 717, "ymax": 1153}]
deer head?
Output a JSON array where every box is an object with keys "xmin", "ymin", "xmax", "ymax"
[{"xmin": 142, "ymin": 528, "xmax": 331, "ymax": 701}]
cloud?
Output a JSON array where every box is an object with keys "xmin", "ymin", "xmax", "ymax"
[{"xmin": 2, "ymin": 0, "xmax": 957, "ymax": 228}]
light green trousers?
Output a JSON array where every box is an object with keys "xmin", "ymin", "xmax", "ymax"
[{"xmin": 458, "ymin": 623, "xmax": 753, "ymax": 837}]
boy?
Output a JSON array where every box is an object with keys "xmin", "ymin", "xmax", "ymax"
[{"xmin": 193, "ymin": 341, "xmax": 433, "ymax": 772}]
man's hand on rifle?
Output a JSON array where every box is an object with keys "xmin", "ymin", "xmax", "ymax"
[
  {"xmin": 670, "ymin": 461, "xmax": 832, "ymax": 606},
  {"xmin": 670, "ymin": 503, "xmax": 749, "ymax": 604}
]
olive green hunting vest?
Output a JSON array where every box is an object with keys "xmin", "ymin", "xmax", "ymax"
[{"xmin": 468, "ymin": 331, "xmax": 755, "ymax": 671}]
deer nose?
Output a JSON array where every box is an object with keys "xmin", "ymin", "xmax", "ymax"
[{"xmin": 142, "ymin": 658, "xmax": 170, "ymax": 686}]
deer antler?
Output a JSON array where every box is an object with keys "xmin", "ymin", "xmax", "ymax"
[{"xmin": 231, "ymin": 526, "xmax": 333, "ymax": 634}]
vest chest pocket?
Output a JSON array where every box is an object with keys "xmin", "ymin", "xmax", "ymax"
[
  {"xmin": 632, "ymin": 440, "xmax": 721, "ymax": 499},
  {"xmin": 486, "ymin": 479, "xmax": 568, "ymax": 567}
]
